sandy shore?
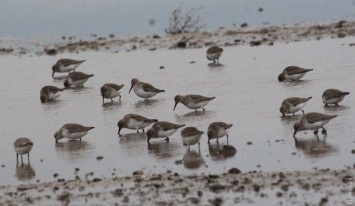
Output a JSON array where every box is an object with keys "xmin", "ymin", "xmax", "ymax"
[
  {"xmin": 1, "ymin": 167, "xmax": 353, "ymax": 205},
  {"xmin": 1, "ymin": 20, "xmax": 355, "ymax": 56}
]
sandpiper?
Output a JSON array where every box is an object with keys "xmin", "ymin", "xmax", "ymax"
[
  {"xmin": 146, "ymin": 121, "xmax": 185, "ymax": 143},
  {"xmin": 322, "ymin": 89, "xmax": 350, "ymax": 106},
  {"xmin": 293, "ymin": 112, "xmax": 337, "ymax": 138},
  {"xmin": 206, "ymin": 46, "xmax": 223, "ymax": 64},
  {"xmin": 101, "ymin": 83, "xmax": 124, "ymax": 104},
  {"xmin": 117, "ymin": 114, "xmax": 158, "ymax": 135},
  {"xmin": 52, "ymin": 59, "xmax": 85, "ymax": 77},
  {"xmin": 278, "ymin": 66, "xmax": 313, "ymax": 81},
  {"xmin": 14, "ymin": 137, "xmax": 33, "ymax": 164},
  {"xmin": 40, "ymin": 86, "xmax": 66, "ymax": 103},
  {"xmin": 54, "ymin": 123, "xmax": 95, "ymax": 142},
  {"xmin": 64, "ymin": 71, "xmax": 94, "ymax": 88},
  {"xmin": 174, "ymin": 95, "xmax": 215, "ymax": 112},
  {"xmin": 279, "ymin": 96, "xmax": 312, "ymax": 116},
  {"xmin": 207, "ymin": 122, "xmax": 233, "ymax": 144},
  {"xmin": 181, "ymin": 127, "xmax": 204, "ymax": 148},
  {"xmin": 129, "ymin": 78, "xmax": 165, "ymax": 101}
]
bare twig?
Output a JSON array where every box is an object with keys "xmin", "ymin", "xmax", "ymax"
[{"xmin": 165, "ymin": 4, "xmax": 205, "ymax": 35}]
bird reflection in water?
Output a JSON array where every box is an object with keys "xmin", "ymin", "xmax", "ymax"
[
  {"xmin": 119, "ymin": 133, "xmax": 147, "ymax": 144},
  {"xmin": 16, "ymin": 163, "xmax": 36, "ymax": 181},
  {"xmin": 147, "ymin": 141, "xmax": 180, "ymax": 160},
  {"xmin": 55, "ymin": 140, "xmax": 92, "ymax": 158},
  {"xmin": 183, "ymin": 149, "xmax": 204, "ymax": 169},
  {"xmin": 294, "ymin": 137, "xmax": 338, "ymax": 158},
  {"xmin": 102, "ymin": 101, "xmax": 122, "ymax": 109},
  {"xmin": 175, "ymin": 111, "xmax": 212, "ymax": 122},
  {"xmin": 208, "ymin": 143, "xmax": 236, "ymax": 161},
  {"xmin": 134, "ymin": 99, "xmax": 160, "ymax": 109},
  {"xmin": 208, "ymin": 63, "xmax": 224, "ymax": 69}
]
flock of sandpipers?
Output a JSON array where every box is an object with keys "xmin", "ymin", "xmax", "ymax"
[{"xmin": 14, "ymin": 45, "xmax": 350, "ymax": 164}]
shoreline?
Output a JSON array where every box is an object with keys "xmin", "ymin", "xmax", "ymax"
[
  {"xmin": 1, "ymin": 167, "xmax": 353, "ymax": 205},
  {"xmin": 1, "ymin": 20, "xmax": 355, "ymax": 56}
]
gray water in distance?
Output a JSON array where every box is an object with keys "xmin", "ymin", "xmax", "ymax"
[
  {"xmin": 0, "ymin": 37, "xmax": 354, "ymax": 186},
  {"xmin": 0, "ymin": 0, "xmax": 355, "ymax": 40}
]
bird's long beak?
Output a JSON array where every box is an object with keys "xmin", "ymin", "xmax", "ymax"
[
  {"xmin": 118, "ymin": 127, "xmax": 122, "ymax": 135},
  {"xmin": 129, "ymin": 84, "xmax": 134, "ymax": 94},
  {"xmin": 173, "ymin": 101, "xmax": 178, "ymax": 111},
  {"xmin": 293, "ymin": 130, "xmax": 297, "ymax": 138},
  {"xmin": 52, "ymin": 71, "xmax": 55, "ymax": 77}
]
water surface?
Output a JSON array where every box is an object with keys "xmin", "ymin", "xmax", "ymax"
[{"xmin": 0, "ymin": 37, "xmax": 354, "ymax": 185}]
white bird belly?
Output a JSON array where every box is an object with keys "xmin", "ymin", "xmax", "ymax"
[
  {"xmin": 207, "ymin": 52, "xmax": 222, "ymax": 60},
  {"xmin": 134, "ymin": 87, "xmax": 156, "ymax": 98},
  {"xmin": 48, "ymin": 91, "xmax": 62, "ymax": 100},
  {"xmin": 323, "ymin": 96, "xmax": 344, "ymax": 104},
  {"xmin": 288, "ymin": 102, "xmax": 306, "ymax": 113},
  {"xmin": 304, "ymin": 119, "xmax": 331, "ymax": 130},
  {"xmin": 157, "ymin": 129, "xmax": 177, "ymax": 138},
  {"xmin": 127, "ymin": 119, "xmax": 150, "ymax": 130},
  {"xmin": 182, "ymin": 134, "xmax": 202, "ymax": 145},
  {"xmin": 104, "ymin": 90, "xmax": 120, "ymax": 99},
  {"xmin": 69, "ymin": 78, "xmax": 88, "ymax": 86},
  {"xmin": 217, "ymin": 128, "xmax": 229, "ymax": 138},
  {"xmin": 285, "ymin": 73, "xmax": 305, "ymax": 80},
  {"xmin": 63, "ymin": 129, "xmax": 88, "ymax": 140},
  {"xmin": 185, "ymin": 101, "xmax": 209, "ymax": 109},
  {"xmin": 59, "ymin": 64, "xmax": 80, "ymax": 72},
  {"xmin": 15, "ymin": 146, "xmax": 32, "ymax": 155}
]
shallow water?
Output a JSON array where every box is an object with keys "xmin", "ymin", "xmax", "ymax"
[{"xmin": 0, "ymin": 37, "xmax": 354, "ymax": 185}]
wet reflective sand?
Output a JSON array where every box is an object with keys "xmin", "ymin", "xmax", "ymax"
[{"xmin": 0, "ymin": 37, "xmax": 354, "ymax": 186}]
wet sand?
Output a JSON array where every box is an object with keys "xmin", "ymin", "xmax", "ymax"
[
  {"xmin": 1, "ymin": 167, "xmax": 353, "ymax": 205},
  {"xmin": 1, "ymin": 20, "xmax": 355, "ymax": 56}
]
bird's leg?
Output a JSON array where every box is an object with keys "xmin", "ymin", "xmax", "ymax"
[
  {"xmin": 216, "ymin": 137, "xmax": 219, "ymax": 143},
  {"xmin": 301, "ymin": 110, "xmax": 304, "ymax": 114},
  {"xmin": 316, "ymin": 135, "xmax": 320, "ymax": 142},
  {"xmin": 28, "ymin": 153, "xmax": 30, "ymax": 163},
  {"xmin": 119, "ymin": 95, "xmax": 121, "ymax": 102},
  {"xmin": 321, "ymin": 127, "xmax": 327, "ymax": 135},
  {"xmin": 293, "ymin": 113, "xmax": 295, "ymax": 115},
  {"xmin": 227, "ymin": 135, "xmax": 229, "ymax": 145},
  {"xmin": 80, "ymin": 138, "xmax": 82, "ymax": 141},
  {"xmin": 21, "ymin": 155, "xmax": 23, "ymax": 163},
  {"xmin": 195, "ymin": 109, "xmax": 197, "ymax": 112},
  {"xmin": 165, "ymin": 137, "xmax": 169, "ymax": 142},
  {"xmin": 16, "ymin": 154, "xmax": 18, "ymax": 164},
  {"xmin": 313, "ymin": 130, "xmax": 318, "ymax": 135},
  {"xmin": 142, "ymin": 128, "xmax": 145, "ymax": 132},
  {"xmin": 147, "ymin": 137, "xmax": 150, "ymax": 143},
  {"xmin": 111, "ymin": 98, "xmax": 113, "ymax": 103},
  {"xmin": 208, "ymin": 138, "xmax": 210, "ymax": 144},
  {"xmin": 202, "ymin": 108, "xmax": 205, "ymax": 112},
  {"xmin": 137, "ymin": 130, "xmax": 139, "ymax": 133}
]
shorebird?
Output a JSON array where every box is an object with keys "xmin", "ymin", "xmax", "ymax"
[
  {"xmin": 40, "ymin": 86, "xmax": 66, "ymax": 103},
  {"xmin": 117, "ymin": 114, "xmax": 158, "ymax": 135},
  {"xmin": 206, "ymin": 46, "xmax": 223, "ymax": 64},
  {"xmin": 101, "ymin": 83, "xmax": 124, "ymax": 104},
  {"xmin": 174, "ymin": 95, "xmax": 215, "ymax": 112},
  {"xmin": 293, "ymin": 112, "xmax": 337, "ymax": 138},
  {"xmin": 52, "ymin": 59, "xmax": 85, "ymax": 77},
  {"xmin": 278, "ymin": 66, "xmax": 313, "ymax": 81},
  {"xmin": 64, "ymin": 72, "xmax": 94, "ymax": 88},
  {"xmin": 207, "ymin": 122, "xmax": 233, "ymax": 144},
  {"xmin": 279, "ymin": 96, "xmax": 312, "ymax": 116},
  {"xmin": 129, "ymin": 78, "xmax": 165, "ymax": 101},
  {"xmin": 14, "ymin": 138, "xmax": 33, "ymax": 164},
  {"xmin": 54, "ymin": 123, "xmax": 95, "ymax": 142},
  {"xmin": 181, "ymin": 127, "xmax": 204, "ymax": 149},
  {"xmin": 146, "ymin": 121, "xmax": 185, "ymax": 143},
  {"xmin": 322, "ymin": 89, "xmax": 350, "ymax": 106}
]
